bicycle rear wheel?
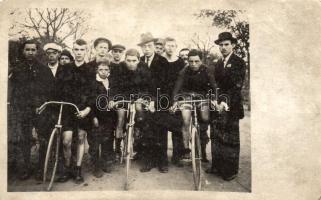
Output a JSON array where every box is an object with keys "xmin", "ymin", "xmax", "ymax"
[
  {"xmin": 43, "ymin": 128, "xmax": 60, "ymax": 191},
  {"xmin": 191, "ymin": 126, "xmax": 202, "ymax": 190}
]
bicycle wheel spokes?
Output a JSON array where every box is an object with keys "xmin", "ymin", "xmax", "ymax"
[{"xmin": 191, "ymin": 126, "xmax": 202, "ymax": 191}]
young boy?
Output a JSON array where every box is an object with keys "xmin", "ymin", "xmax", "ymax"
[{"xmin": 88, "ymin": 61, "xmax": 116, "ymax": 178}]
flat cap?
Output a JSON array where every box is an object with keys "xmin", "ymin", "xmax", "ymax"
[
  {"xmin": 112, "ymin": 44, "xmax": 126, "ymax": 51},
  {"xmin": 43, "ymin": 43, "xmax": 62, "ymax": 52}
]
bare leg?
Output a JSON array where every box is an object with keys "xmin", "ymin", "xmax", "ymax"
[
  {"xmin": 62, "ymin": 130, "xmax": 73, "ymax": 167},
  {"xmin": 76, "ymin": 129, "xmax": 87, "ymax": 166},
  {"xmin": 181, "ymin": 109, "xmax": 192, "ymax": 149},
  {"xmin": 115, "ymin": 109, "xmax": 126, "ymax": 138}
]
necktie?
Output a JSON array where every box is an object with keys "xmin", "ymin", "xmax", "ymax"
[
  {"xmin": 222, "ymin": 58, "xmax": 226, "ymax": 68},
  {"xmin": 146, "ymin": 56, "xmax": 150, "ymax": 67}
]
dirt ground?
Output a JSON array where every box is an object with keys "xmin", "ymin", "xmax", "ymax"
[{"xmin": 7, "ymin": 112, "xmax": 251, "ymax": 192}]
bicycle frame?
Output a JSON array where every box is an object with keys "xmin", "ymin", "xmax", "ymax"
[
  {"xmin": 37, "ymin": 101, "xmax": 80, "ymax": 191},
  {"xmin": 113, "ymin": 99, "xmax": 150, "ymax": 190}
]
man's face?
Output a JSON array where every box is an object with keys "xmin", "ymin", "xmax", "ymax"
[
  {"xmin": 95, "ymin": 42, "xmax": 109, "ymax": 57},
  {"xmin": 97, "ymin": 64, "xmax": 110, "ymax": 79},
  {"xmin": 164, "ymin": 41, "xmax": 177, "ymax": 56},
  {"xmin": 219, "ymin": 40, "xmax": 235, "ymax": 57},
  {"xmin": 141, "ymin": 41, "xmax": 155, "ymax": 57},
  {"xmin": 46, "ymin": 49, "xmax": 60, "ymax": 65},
  {"xmin": 112, "ymin": 49, "xmax": 124, "ymax": 62},
  {"xmin": 59, "ymin": 55, "xmax": 71, "ymax": 65},
  {"xmin": 188, "ymin": 55, "xmax": 202, "ymax": 71},
  {"xmin": 73, "ymin": 43, "xmax": 87, "ymax": 62},
  {"xmin": 155, "ymin": 44, "xmax": 164, "ymax": 55},
  {"xmin": 23, "ymin": 44, "xmax": 37, "ymax": 61},
  {"xmin": 125, "ymin": 55, "xmax": 139, "ymax": 70},
  {"xmin": 179, "ymin": 50, "xmax": 189, "ymax": 64}
]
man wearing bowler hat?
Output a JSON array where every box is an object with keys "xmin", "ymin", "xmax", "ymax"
[
  {"xmin": 206, "ymin": 32, "xmax": 246, "ymax": 181},
  {"xmin": 138, "ymin": 32, "xmax": 170, "ymax": 173}
]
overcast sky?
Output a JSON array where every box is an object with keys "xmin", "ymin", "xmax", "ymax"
[{"xmin": 9, "ymin": 1, "xmax": 244, "ymax": 56}]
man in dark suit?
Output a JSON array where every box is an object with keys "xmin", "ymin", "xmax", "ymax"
[
  {"xmin": 10, "ymin": 40, "xmax": 53, "ymax": 180},
  {"xmin": 206, "ymin": 32, "xmax": 246, "ymax": 181},
  {"xmin": 138, "ymin": 32, "xmax": 170, "ymax": 173}
]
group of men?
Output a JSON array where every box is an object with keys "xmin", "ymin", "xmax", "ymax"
[{"xmin": 8, "ymin": 31, "xmax": 246, "ymax": 185}]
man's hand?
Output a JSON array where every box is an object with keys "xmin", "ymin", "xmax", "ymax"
[
  {"xmin": 77, "ymin": 107, "xmax": 91, "ymax": 119},
  {"xmin": 148, "ymin": 101, "xmax": 156, "ymax": 113},
  {"xmin": 169, "ymin": 102, "xmax": 178, "ymax": 114},
  {"xmin": 108, "ymin": 101, "xmax": 115, "ymax": 109},
  {"xmin": 93, "ymin": 117, "xmax": 99, "ymax": 128},
  {"xmin": 217, "ymin": 102, "xmax": 229, "ymax": 113}
]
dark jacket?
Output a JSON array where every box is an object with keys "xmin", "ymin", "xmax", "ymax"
[
  {"xmin": 214, "ymin": 53, "xmax": 246, "ymax": 119},
  {"xmin": 88, "ymin": 78, "xmax": 116, "ymax": 123},
  {"xmin": 140, "ymin": 53, "xmax": 169, "ymax": 95},
  {"xmin": 10, "ymin": 60, "xmax": 53, "ymax": 111},
  {"xmin": 172, "ymin": 64, "xmax": 217, "ymax": 100},
  {"xmin": 109, "ymin": 62, "xmax": 154, "ymax": 100}
]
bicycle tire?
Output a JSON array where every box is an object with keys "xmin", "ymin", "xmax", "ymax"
[
  {"xmin": 124, "ymin": 125, "xmax": 133, "ymax": 190},
  {"xmin": 43, "ymin": 128, "xmax": 60, "ymax": 191},
  {"xmin": 191, "ymin": 126, "xmax": 202, "ymax": 190}
]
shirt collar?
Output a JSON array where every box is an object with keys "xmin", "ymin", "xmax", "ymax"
[
  {"xmin": 146, "ymin": 53, "xmax": 155, "ymax": 62},
  {"xmin": 48, "ymin": 62, "xmax": 59, "ymax": 69},
  {"xmin": 223, "ymin": 52, "xmax": 233, "ymax": 62}
]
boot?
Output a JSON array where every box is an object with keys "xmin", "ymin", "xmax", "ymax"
[
  {"xmin": 74, "ymin": 166, "xmax": 84, "ymax": 184},
  {"xmin": 57, "ymin": 165, "xmax": 72, "ymax": 182},
  {"xmin": 93, "ymin": 161, "xmax": 104, "ymax": 178}
]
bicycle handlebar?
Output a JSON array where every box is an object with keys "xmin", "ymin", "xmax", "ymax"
[
  {"xmin": 37, "ymin": 101, "xmax": 80, "ymax": 115},
  {"xmin": 112, "ymin": 99, "xmax": 151, "ymax": 108},
  {"xmin": 172, "ymin": 99, "xmax": 228, "ymax": 112}
]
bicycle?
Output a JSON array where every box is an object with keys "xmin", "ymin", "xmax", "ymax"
[
  {"xmin": 36, "ymin": 101, "xmax": 80, "ymax": 191},
  {"xmin": 172, "ymin": 98, "xmax": 217, "ymax": 191},
  {"xmin": 111, "ymin": 99, "xmax": 151, "ymax": 190}
]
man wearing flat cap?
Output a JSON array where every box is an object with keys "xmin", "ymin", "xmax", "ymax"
[
  {"xmin": 138, "ymin": 32, "xmax": 170, "ymax": 173},
  {"xmin": 155, "ymin": 38, "xmax": 165, "ymax": 55},
  {"xmin": 111, "ymin": 44, "xmax": 126, "ymax": 65},
  {"xmin": 207, "ymin": 32, "xmax": 246, "ymax": 181}
]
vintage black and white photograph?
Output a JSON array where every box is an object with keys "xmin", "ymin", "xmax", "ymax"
[{"xmin": 7, "ymin": 3, "xmax": 250, "ymax": 192}]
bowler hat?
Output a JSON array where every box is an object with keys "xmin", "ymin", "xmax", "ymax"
[
  {"xmin": 214, "ymin": 32, "xmax": 237, "ymax": 45},
  {"xmin": 138, "ymin": 32, "xmax": 157, "ymax": 46}
]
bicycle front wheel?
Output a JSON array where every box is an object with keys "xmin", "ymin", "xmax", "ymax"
[
  {"xmin": 43, "ymin": 127, "xmax": 60, "ymax": 191},
  {"xmin": 124, "ymin": 125, "xmax": 133, "ymax": 190},
  {"xmin": 191, "ymin": 126, "xmax": 202, "ymax": 190}
]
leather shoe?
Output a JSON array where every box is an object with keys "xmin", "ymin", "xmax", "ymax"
[
  {"xmin": 223, "ymin": 174, "xmax": 237, "ymax": 181},
  {"xmin": 205, "ymin": 167, "xmax": 219, "ymax": 174},
  {"xmin": 158, "ymin": 165, "xmax": 168, "ymax": 173}
]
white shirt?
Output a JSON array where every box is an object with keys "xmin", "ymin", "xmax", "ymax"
[
  {"xmin": 223, "ymin": 52, "xmax": 233, "ymax": 68},
  {"xmin": 96, "ymin": 74, "xmax": 109, "ymax": 90},
  {"xmin": 48, "ymin": 62, "xmax": 59, "ymax": 77},
  {"xmin": 145, "ymin": 53, "xmax": 155, "ymax": 67}
]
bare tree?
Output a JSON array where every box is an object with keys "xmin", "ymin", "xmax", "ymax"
[
  {"xmin": 190, "ymin": 32, "xmax": 216, "ymax": 64},
  {"xmin": 11, "ymin": 8, "xmax": 91, "ymax": 46}
]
